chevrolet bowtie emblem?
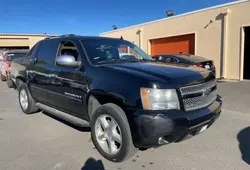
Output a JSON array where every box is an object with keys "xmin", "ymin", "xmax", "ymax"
[{"xmin": 203, "ymin": 88, "xmax": 211, "ymax": 96}]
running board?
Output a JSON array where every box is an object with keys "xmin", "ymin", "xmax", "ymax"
[{"xmin": 35, "ymin": 103, "xmax": 90, "ymax": 127}]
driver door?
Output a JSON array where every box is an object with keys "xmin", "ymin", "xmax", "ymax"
[{"xmin": 50, "ymin": 40, "xmax": 87, "ymax": 119}]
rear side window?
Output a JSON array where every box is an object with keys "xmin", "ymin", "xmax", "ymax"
[
  {"xmin": 22, "ymin": 45, "xmax": 35, "ymax": 64},
  {"xmin": 26, "ymin": 46, "xmax": 35, "ymax": 60},
  {"xmin": 37, "ymin": 40, "xmax": 58, "ymax": 65}
]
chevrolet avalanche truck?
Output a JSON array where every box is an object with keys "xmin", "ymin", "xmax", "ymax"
[{"xmin": 15, "ymin": 35, "xmax": 222, "ymax": 162}]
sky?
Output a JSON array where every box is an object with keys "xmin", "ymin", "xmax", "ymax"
[{"xmin": 0, "ymin": 0, "xmax": 238, "ymax": 35}]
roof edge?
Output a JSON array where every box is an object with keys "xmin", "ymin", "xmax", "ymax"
[{"xmin": 100, "ymin": 0, "xmax": 248, "ymax": 35}]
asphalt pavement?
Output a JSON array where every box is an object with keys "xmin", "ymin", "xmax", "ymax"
[{"xmin": 0, "ymin": 81, "xmax": 250, "ymax": 170}]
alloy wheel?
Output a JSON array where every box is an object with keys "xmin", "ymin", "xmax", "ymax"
[
  {"xmin": 20, "ymin": 89, "xmax": 28, "ymax": 110},
  {"xmin": 94, "ymin": 114, "xmax": 122, "ymax": 155}
]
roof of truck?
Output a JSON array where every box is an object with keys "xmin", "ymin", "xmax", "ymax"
[{"xmin": 45, "ymin": 34, "xmax": 124, "ymax": 41}]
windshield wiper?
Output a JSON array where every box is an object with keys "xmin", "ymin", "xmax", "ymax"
[
  {"xmin": 97, "ymin": 59, "xmax": 124, "ymax": 64},
  {"xmin": 97, "ymin": 58, "xmax": 153, "ymax": 64}
]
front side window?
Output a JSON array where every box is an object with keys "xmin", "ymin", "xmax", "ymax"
[
  {"xmin": 7, "ymin": 52, "xmax": 27, "ymax": 61},
  {"xmin": 81, "ymin": 39, "xmax": 152, "ymax": 65},
  {"xmin": 57, "ymin": 41, "xmax": 80, "ymax": 62},
  {"xmin": 37, "ymin": 40, "xmax": 58, "ymax": 65}
]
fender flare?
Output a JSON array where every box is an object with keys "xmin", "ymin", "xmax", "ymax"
[{"xmin": 86, "ymin": 89, "xmax": 128, "ymax": 120}]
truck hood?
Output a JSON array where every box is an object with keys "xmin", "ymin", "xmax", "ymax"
[{"xmin": 101, "ymin": 62, "xmax": 214, "ymax": 87}]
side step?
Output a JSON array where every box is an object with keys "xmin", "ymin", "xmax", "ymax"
[{"xmin": 36, "ymin": 103, "xmax": 90, "ymax": 127}]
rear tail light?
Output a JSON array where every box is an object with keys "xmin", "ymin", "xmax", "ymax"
[
  {"xmin": 7, "ymin": 62, "xmax": 12, "ymax": 75},
  {"xmin": 7, "ymin": 61, "xmax": 12, "ymax": 67},
  {"xmin": 7, "ymin": 67, "xmax": 11, "ymax": 75},
  {"xmin": 193, "ymin": 63, "xmax": 203, "ymax": 68}
]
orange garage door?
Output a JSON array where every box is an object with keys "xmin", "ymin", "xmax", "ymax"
[{"xmin": 150, "ymin": 34, "xmax": 195, "ymax": 56}]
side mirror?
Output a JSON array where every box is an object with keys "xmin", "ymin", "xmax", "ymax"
[{"xmin": 55, "ymin": 55, "xmax": 81, "ymax": 67}]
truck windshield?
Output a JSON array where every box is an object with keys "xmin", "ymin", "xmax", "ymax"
[
  {"xmin": 81, "ymin": 39, "xmax": 153, "ymax": 65},
  {"xmin": 7, "ymin": 53, "xmax": 27, "ymax": 61}
]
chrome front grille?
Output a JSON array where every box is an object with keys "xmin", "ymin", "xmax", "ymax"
[{"xmin": 180, "ymin": 80, "xmax": 217, "ymax": 112}]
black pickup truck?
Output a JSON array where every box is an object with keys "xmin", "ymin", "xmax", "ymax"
[{"xmin": 15, "ymin": 35, "xmax": 222, "ymax": 162}]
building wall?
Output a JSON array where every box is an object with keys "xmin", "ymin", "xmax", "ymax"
[
  {"xmin": 0, "ymin": 34, "xmax": 54, "ymax": 48},
  {"xmin": 0, "ymin": 38, "xmax": 29, "ymax": 47},
  {"xmin": 101, "ymin": 0, "xmax": 250, "ymax": 80},
  {"xmin": 28, "ymin": 37, "xmax": 47, "ymax": 47}
]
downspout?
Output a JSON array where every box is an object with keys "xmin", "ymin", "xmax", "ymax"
[
  {"xmin": 220, "ymin": 8, "xmax": 230, "ymax": 79},
  {"xmin": 136, "ymin": 28, "xmax": 143, "ymax": 49}
]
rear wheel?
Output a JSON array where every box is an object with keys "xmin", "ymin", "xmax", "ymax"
[
  {"xmin": 0, "ymin": 72, "xmax": 6, "ymax": 81},
  {"xmin": 18, "ymin": 83, "xmax": 38, "ymax": 114},
  {"xmin": 7, "ymin": 75, "xmax": 14, "ymax": 88},
  {"xmin": 91, "ymin": 103, "xmax": 137, "ymax": 162}
]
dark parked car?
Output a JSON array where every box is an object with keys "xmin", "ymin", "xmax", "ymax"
[
  {"xmin": 15, "ymin": 35, "xmax": 222, "ymax": 162},
  {"xmin": 153, "ymin": 53, "xmax": 216, "ymax": 75}
]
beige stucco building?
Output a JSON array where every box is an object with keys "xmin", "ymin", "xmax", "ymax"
[
  {"xmin": 101, "ymin": 0, "xmax": 250, "ymax": 80},
  {"xmin": 0, "ymin": 33, "xmax": 56, "ymax": 50}
]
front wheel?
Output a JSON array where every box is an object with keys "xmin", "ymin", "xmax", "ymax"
[
  {"xmin": 18, "ymin": 83, "xmax": 38, "ymax": 114},
  {"xmin": 91, "ymin": 103, "xmax": 137, "ymax": 162}
]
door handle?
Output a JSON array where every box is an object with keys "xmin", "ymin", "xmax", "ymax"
[
  {"xmin": 49, "ymin": 74, "xmax": 58, "ymax": 78},
  {"xmin": 27, "ymin": 70, "xmax": 35, "ymax": 75},
  {"xmin": 27, "ymin": 70, "xmax": 36, "ymax": 80}
]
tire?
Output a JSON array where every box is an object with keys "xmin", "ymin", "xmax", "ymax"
[
  {"xmin": 7, "ymin": 75, "xmax": 14, "ymax": 88},
  {"xmin": 0, "ymin": 72, "xmax": 6, "ymax": 81},
  {"xmin": 16, "ymin": 79, "xmax": 22, "ymax": 90},
  {"xmin": 18, "ymin": 83, "xmax": 38, "ymax": 114},
  {"xmin": 91, "ymin": 103, "xmax": 137, "ymax": 162}
]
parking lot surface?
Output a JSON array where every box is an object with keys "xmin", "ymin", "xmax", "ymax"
[{"xmin": 0, "ymin": 81, "xmax": 250, "ymax": 170}]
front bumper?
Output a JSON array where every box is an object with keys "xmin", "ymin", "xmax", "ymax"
[{"xmin": 129, "ymin": 95, "xmax": 222, "ymax": 148}]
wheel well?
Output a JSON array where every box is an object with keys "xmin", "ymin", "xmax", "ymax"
[
  {"xmin": 16, "ymin": 77, "xmax": 25, "ymax": 89},
  {"xmin": 87, "ymin": 95, "xmax": 101, "ymax": 120},
  {"xmin": 87, "ymin": 93, "xmax": 127, "ymax": 120},
  {"xmin": 16, "ymin": 77, "xmax": 25, "ymax": 82}
]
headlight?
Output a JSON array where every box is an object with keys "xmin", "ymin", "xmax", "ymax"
[{"xmin": 140, "ymin": 88, "xmax": 180, "ymax": 110}]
